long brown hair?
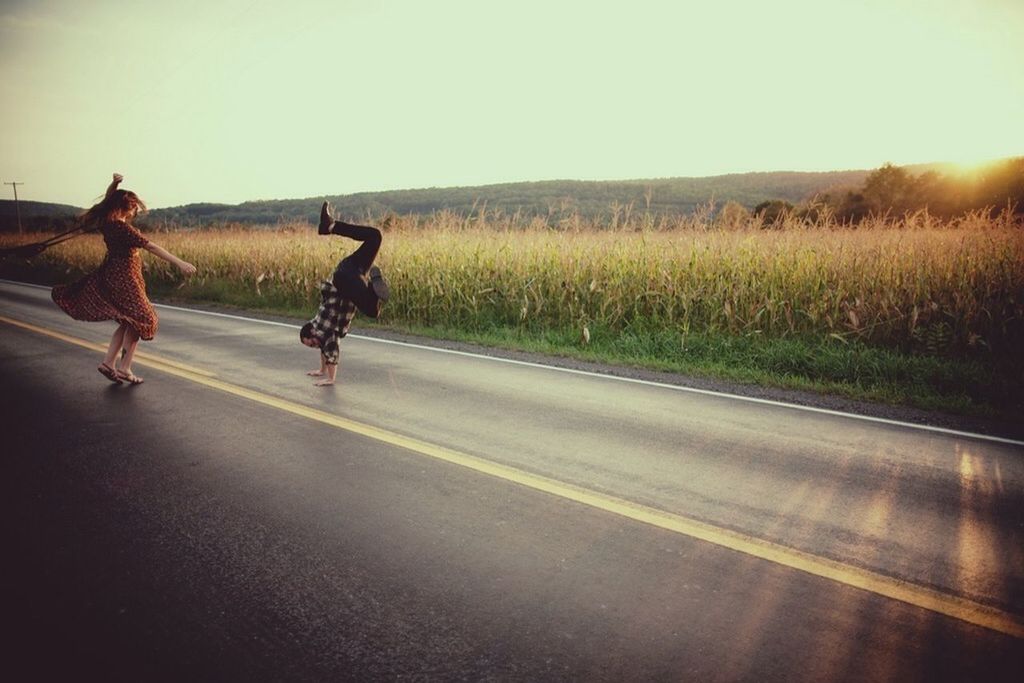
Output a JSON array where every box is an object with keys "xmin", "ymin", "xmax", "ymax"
[
  {"xmin": 79, "ymin": 189, "xmax": 147, "ymax": 229},
  {"xmin": 0, "ymin": 186, "xmax": 148, "ymax": 257}
]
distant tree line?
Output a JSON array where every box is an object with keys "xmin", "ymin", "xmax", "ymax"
[
  {"xmin": 751, "ymin": 157, "xmax": 1024, "ymax": 226},
  {"xmin": 140, "ymin": 171, "xmax": 871, "ymax": 229},
  {"xmin": 3, "ymin": 161, "xmax": 1021, "ymax": 232}
]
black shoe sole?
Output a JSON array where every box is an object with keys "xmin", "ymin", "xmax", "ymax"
[{"xmin": 369, "ymin": 266, "xmax": 390, "ymax": 302}]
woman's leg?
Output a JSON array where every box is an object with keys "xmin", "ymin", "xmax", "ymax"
[
  {"xmin": 103, "ymin": 323, "xmax": 128, "ymax": 368},
  {"xmin": 118, "ymin": 327, "xmax": 143, "ymax": 382}
]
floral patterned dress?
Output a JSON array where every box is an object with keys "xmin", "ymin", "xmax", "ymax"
[{"xmin": 51, "ymin": 220, "xmax": 158, "ymax": 340}]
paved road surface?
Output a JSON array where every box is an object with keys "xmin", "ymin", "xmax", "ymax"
[{"xmin": 1, "ymin": 280, "xmax": 1022, "ymax": 681}]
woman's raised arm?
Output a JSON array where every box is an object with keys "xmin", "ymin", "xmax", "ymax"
[{"xmin": 104, "ymin": 172, "xmax": 124, "ymax": 200}]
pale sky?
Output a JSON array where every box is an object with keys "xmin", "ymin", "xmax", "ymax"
[{"xmin": 1, "ymin": 0, "xmax": 1022, "ymax": 208}]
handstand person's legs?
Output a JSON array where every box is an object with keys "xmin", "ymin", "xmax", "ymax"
[
  {"xmin": 332, "ymin": 254, "xmax": 382, "ymax": 318},
  {"xmin": 331, "ymin": 221, "xmax": 382, "ymax": 272},
  {"xmin": 320, "ymin": 201, "xmax": 388, "ymax": 318},
  {"xmin": 320, "ymin": 201, "xmax": 383, "ymax": 272}
]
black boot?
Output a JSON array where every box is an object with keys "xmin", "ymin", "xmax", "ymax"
[
  {"xmin": 369, "ymin": 265, "xmax": 389, "ymax": 302},
  {"xmin": 318, "ymin": 201, "xmax": 334, "ymax": 235}
]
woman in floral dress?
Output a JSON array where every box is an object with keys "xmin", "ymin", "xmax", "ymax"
[{"xmin": 52, "ymin": 173, "xmax": 196, "ymax": 385}]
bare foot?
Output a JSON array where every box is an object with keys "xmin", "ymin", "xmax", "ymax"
[
  {"xmin": 116, "ymin": 369, "xmax": 144, "ymax": 385},
  {"xmin": 306, "ymin": 369, "xmax": 325, "ymax": 377},
  {"xmin": 313, "ymin": 378, "xmax": 335, "ymax": 387}
]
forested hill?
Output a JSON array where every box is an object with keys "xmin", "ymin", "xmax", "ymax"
[
  {"xmin": 144, "ymin": 170, "xmax": 871, "ymax": 227},
  {"xmin": 0, "ymin": 200, "xmax": 81, "ymax": 232},
  {"xmin": 1, "ymin": 169, "xmax": 875, "ymax": 231}
]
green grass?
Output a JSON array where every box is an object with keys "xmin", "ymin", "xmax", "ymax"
[
  {"xmin": 136, "ymin": 283, "xmax": 1021, "ymax": 420},
  {"xmin": 365, "ymin": 321, "xmax": 1005, "ymax": 417}
]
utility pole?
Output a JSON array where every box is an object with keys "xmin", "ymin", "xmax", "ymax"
[{"xmin": 4, "ymin": 181, "xmax": 24, "ymax": 234}]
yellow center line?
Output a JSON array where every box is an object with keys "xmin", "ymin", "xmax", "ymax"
[
  {"xmin": 132, "ymin": 350, "xmax": 218, "ymax": 377},
  {"xmin": 0, "ymin": 315, "xmax": 217, "ymax": 377},
  {"xmin": 3, "ymin": 313, "xmax": 1022, "ymax": 640}
]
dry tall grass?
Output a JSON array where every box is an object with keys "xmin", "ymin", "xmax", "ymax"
[{"xmin": 9, "ymin": 208, "xmax": 1023, "ymax": 357}]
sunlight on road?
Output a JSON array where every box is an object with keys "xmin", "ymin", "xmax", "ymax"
[
  {"xmin": 861, "ymin": 487, "xmax": 894, "ymax": 538},
  {"xmin": 955, "ymin": 445, "xmax": 1019, "ymax": 608}
]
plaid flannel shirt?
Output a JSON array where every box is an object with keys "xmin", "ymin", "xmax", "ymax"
[{"xmin": 307, "ymin": 281, "xmax": 356, "ymax": 365}]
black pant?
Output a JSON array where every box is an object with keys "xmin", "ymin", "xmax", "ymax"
[{"xmin": 329, "ymin": 221, "xmax": 382, "ymax": 318}]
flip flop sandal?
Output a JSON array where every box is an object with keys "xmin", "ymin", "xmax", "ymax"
[
  {"xmin": 117, "ymin": 371, "xmax": 144, "ymax": 385},
  {"xmin": 98, "ymin": 363, "xmax": 123, "ymax": 384}
]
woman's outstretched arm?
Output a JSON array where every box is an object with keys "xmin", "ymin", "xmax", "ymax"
[{"xmin": 144, "ymin": 241, "xmax": 197, "ymax": 276}]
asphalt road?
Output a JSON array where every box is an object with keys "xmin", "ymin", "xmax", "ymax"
[{"xmin": 1, "ymin": 280, "xmax": 1022, "ymax": 681}]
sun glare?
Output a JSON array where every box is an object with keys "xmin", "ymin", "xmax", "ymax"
[{"xmin": 944, "ymin": 156, "xmax": 1001, "ymax": 179}]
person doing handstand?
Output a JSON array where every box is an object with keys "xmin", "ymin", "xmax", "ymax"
[{"xmin": 300, "ymin": 202, "xmax": 390, "ymax": 386}]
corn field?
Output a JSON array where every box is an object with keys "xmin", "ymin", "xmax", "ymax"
[{"xmin": 7, "ymin": 209, "xmax": 1024, "ymax": 357}]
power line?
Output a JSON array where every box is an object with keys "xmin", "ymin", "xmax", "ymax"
[{"xmin": 4, "ymin": 181, "xmax": 24, "ymax": 234}]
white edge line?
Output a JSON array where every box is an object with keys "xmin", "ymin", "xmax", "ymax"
[{"xmin": 4, "ymin": 278, "xmax": 1022, "ymax": 447}]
